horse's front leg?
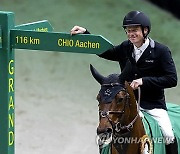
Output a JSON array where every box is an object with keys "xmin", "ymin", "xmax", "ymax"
[{"xmin": 111, "ymin": 145, "xmax": 119, "ymax": 154}]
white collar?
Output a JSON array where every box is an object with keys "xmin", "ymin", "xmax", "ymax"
[{"xmin": 133, "ymin": 38, "xmax": 150, "ymax": 52}]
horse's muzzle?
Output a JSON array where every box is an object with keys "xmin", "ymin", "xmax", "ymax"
[{"xmin": 97, "ymin": 127, "xmax": 112, "ymax": 135}]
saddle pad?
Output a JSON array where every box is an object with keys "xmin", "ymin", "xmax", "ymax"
[
  {"xmin": 100, "ymin": 145, "xmax": 111, "ymax": 154},
  {"xmin": 167, "ymin": 103, "xmax": 180, "ymax": 152},
  {"xmin": 142, "ymin": 111, "xmax": 166, "ymax": 153},
  {"xmin": 142, "ymin": 103, "xmax": 180, "ymax": 154}
]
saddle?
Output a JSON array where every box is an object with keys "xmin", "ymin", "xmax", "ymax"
[{"xmin": 142, "ymin": 103, "xmax": 180, "ymax": 154}]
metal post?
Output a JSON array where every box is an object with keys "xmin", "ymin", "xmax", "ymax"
[{"xmin": 0, "ymin": 11, "xmax": 15, "ymax": 154}]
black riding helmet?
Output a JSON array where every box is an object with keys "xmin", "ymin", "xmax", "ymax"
[{"xmin": 123, "ymin": 11, "xmax": 151, "ymax": 38}]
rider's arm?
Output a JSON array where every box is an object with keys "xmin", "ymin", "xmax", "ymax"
[
  {"xmin": 142, "ymin": 46, "xmax": 177, "ymax": 89},
  {"xmin": 70, "ymin": 26, "xmax": 126, "ymax": 62}
]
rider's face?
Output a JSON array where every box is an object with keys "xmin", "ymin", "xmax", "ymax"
[{"xmin": 125, "ymin": 26, "xmax": 148, "ymax": 47}]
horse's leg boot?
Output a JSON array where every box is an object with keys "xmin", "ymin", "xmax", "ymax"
[{"xmin": 165, "ymin": 137, "xmax": 178, "ymax": 154}]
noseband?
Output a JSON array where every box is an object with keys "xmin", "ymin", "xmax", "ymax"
[{"xmin": 99, "ymin": 83, "xmax": 139, "ymax": 133}]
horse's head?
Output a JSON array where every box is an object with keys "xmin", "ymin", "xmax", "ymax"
[{"xmin": 90, "ymin": 61, "xmax": 137, "ymax": 137}]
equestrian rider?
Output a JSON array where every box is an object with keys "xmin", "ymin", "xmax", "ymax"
[{"xmin": 70, "ymin": 11, "xmax": 178, "ymax": 153}]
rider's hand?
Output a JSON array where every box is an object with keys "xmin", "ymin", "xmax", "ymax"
[
  {"xmin": 130, "ymin": 78, "xmax": 143, "ymax": 90},
  {"xmin": 70, "ymin": 25, "xmax": 86, "ymax": 35}
]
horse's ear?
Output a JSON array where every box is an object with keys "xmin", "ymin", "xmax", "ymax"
[
  {"xmin": 119, "ymin": 60, "xmax": 132, "ymax": 84},
  {"xmin": 124, "ymin": 81, "xmax": 136, "ymax": 103},
  {"xmin": 90, "ymin": 64, "xmax": 106, "ymax": 85}
]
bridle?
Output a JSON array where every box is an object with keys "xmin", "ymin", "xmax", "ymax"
[{"xmin": 99, "ymin": 82, "xmax": 140, "ymax": 133}]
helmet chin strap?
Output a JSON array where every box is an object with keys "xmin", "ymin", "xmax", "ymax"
[
  {"xmin": 141, "ymin": 26, "xmax": 146, "ymax": 43},
  {"xmin": 141, "ymin": 26, "xmax": 149, "ymax": 43}
]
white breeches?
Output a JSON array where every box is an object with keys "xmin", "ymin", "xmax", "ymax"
[{"xmin": 140, "ymin": 107, "xmax": 174, "ymax": 145}]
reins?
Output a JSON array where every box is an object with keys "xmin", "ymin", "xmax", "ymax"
[{"xmin": 137, "ymin": 86, "xmax": 141, "ymax": 111}]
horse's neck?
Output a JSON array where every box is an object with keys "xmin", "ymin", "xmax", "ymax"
[
  {"xmin": 128, "ymin": 90, "xmax": 145, "ymax": 135},
  {"xmin": 112, "ymin": 104, "xmax": 145, "ymax": 154},
  {"xmin": 129, "ymin": 97, "xmax": 146, "ymax": 137},
  {"xmin": 129, "ymin": 97, "xmax": 138, "ymax": 120},
  {"xmin": 125, "ymin": 82, "xmax": 139, "ymax": 120}
]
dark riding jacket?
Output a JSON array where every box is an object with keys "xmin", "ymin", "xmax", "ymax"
[{"xmin": 98, "ymin": 38, "xmax": 177, "ymax": 110}]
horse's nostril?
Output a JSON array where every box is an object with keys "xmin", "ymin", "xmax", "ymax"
[
  {"xmin": 97, "ymin": 127, "xmax": 103, "ymax": 135},
  {"xmin": 97, "ymin": 127, "xmax": 112, "ymax": 135},
  {"xmin": 107, "ymin": 128, "xmax": 112, "ymax": 133}
]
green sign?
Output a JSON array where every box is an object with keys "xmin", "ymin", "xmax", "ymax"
[
  {"xmin": 0, "ymin": 10, "xmax": 115, "ymax": 154},
  {"xmin": 14, "ymin": 20, "xmax": 53, "ymax": 32},
  {"xmin": 0, "ymin": 11, "xmax": 15, "ymax": 154},
  {"xmin": 11, "ymin": 30, "xmax": 113, "ymax": 54},
  {"xmin": 0, "ymin": 27, "xmax": 2, "ymax": 48}
]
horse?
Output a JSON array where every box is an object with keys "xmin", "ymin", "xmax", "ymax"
[{"xmin": 90, "ymin": 63, "xmax": 152, "ymax": 154}]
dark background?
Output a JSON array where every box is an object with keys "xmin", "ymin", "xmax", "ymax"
[{"xmin": 148, "ymin": 0, "xmax": 180, "ymax": 19}]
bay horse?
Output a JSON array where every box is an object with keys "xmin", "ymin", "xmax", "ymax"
[{"xmin": 90, "ymin": 62, "xmax": 152, "ymax": 154}]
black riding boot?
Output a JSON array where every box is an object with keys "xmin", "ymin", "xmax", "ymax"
[{"xmin": 165, "ymin": 137, "xmax": 178, "ymax": 154}]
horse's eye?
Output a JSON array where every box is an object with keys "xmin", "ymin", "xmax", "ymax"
[{"xmin": 117, "ymin": 98, "xmax": 123, "ymax": 104}]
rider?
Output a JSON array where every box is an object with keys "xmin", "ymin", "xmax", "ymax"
[{"xmin": 70, "ymin": 11, "xmax": 178, "ymax": 153}]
